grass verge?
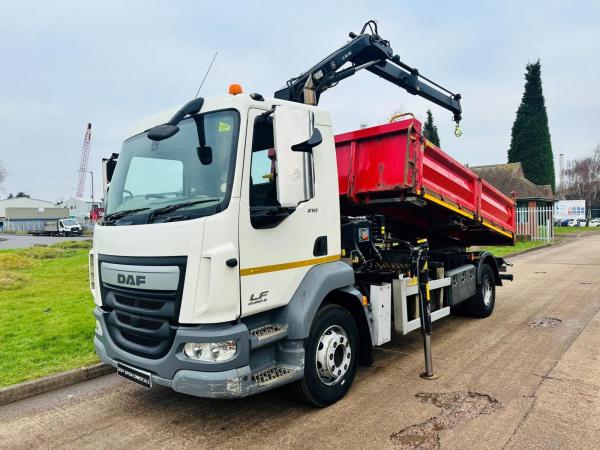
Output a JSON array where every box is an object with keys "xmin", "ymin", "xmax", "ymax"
[
  {"xmin": 476, "ymin": 240, "xmax": 548, "ymax": 258},
  {"xmin": 554, "ymin": 226, "xmax": 600, "ymax": 236},
  {"xmin": 478, "ymin": 227, "xmax": 600, "ymax": 257},
  {"xmin": 0, "ymin": 240, "xmax": 97, "ymax": 387}
]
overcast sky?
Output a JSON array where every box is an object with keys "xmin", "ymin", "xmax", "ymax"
[{"xmin": 1, "ymin": 0, "xmax": 598, "ymax": 201}]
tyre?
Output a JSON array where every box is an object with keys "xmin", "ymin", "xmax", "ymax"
[
  {"xmin": 465, "ymin": 264, "xmax": 496, "ymax": 318},
  {"xmin": 293, "ymin": 304, "xmax": 359, "ymax": 407}
]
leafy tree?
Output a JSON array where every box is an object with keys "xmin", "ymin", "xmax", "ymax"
[
  {"xmin": 0, "ymin": 162, "xmax": 5, "ymax": 190},
  {"xmin": 561, "ymin": 144, "xmax": 600, "ymax": 210},
  {"xmin": 423, "ymin": 109, "xmax": 441, "ymax": 147},
  {"xmin": 16, "ymin": 192, "xmax": 30, "ymax": 198},
  {"xmin": 7, "ymin": 193, "xmax": 14, "ymax": 199},
  {"xmin": 508, "ymin": 60, "xmax": 555, "ymax": 190}
]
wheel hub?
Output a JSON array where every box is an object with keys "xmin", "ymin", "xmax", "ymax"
[
  {"xmin": 483, "ymin": 277, "xmax": 493, "ymax": 306},
  {"xmin": 315, "ymin": 325, "xmax": 351, "ymax": 386}
]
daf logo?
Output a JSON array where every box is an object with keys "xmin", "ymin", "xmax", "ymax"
[{"xmin": 117, "ymin": 273, "xmax": 146, "ymax": 287}]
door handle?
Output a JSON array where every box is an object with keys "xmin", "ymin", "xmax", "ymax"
[{"xmin": 226, "ymin": 258, "xmax": 238, "ymax": 268}]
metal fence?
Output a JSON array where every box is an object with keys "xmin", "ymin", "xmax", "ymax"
[{"xmin": 516, "ymin": 206, "xmax": 554, "ymax": 243}]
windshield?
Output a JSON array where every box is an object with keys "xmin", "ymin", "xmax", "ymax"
[
  {"xmin": 62, "ymin": 219, "xmax": 78, "ymax": 226},
  {"xmin": 104, "ymin": 110, "xmax": 240, "ymax": 224}
]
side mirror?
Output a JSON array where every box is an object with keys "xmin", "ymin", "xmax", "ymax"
[
  {"xmin": 197, "ymin": 145, "xmax": 212, "ymax": 165},
  {"xmin": 102, "ymin": 153, "xmax": 119, "ymax": 199},
  {"xmin": 273, "ymin": 106, "xmax": 318, "ymax": 208},
  {"xmin": 147, "ymin": 124, "xmax": 179, "ymax": 141},
  {"xmin": 147, "ymin": 97, "xmax": 205, "ymax": 141}
]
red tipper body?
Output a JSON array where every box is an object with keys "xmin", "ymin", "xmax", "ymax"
[{"xmin": 335, "ymin": 118, "xmax": 516, "ymax": 246}]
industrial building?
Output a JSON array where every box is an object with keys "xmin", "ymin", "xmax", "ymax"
[
  {"xmin": 58, "ymin": 198, "xmax": 102, "ymax": 222},
  {"xmin": 3, "ymin": 207, "xmax": 69, "ymax": 233},
  {"xmin": 0, "ymin": 197, "xmax": 56, "ymax": 231}
]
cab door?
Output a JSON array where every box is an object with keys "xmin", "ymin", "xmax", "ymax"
[{"xmin": 238, "ymin": 108, "xmax": 328, "ymax": 317}]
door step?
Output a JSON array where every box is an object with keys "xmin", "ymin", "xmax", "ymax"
[
  {"xmin": 252, "ymin": 366, "xmax": 298, "ymax": 387},
  {"xmin": 249, "ymin": 324, "xmax": 288, "ymax": 349}
]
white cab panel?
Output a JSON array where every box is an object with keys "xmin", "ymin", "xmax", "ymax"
[
  {"xmin": 238, "ymin": 107, "xmax": 337, "ymax": 317},
  {"xmin": 190, "ymin": 198, "xmax": 241, "ymax": 323}
]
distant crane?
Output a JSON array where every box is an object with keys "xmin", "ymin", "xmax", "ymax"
[{"xmin": 76, "ymin": 123, "xmax": 92, "ymax": 199}]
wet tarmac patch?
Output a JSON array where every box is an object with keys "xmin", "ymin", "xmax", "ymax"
[
  {"xmin": 528, "ymin": 317, "xmax": 562, "ymax": 328},
  {"xmin": 390, "ymin": 391, "xmax": 501, "ymax": 449}
]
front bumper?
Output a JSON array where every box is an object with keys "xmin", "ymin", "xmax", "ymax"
[{"xmin": 93, "ymin": 307, "xmax": 300, "ymax": 398}]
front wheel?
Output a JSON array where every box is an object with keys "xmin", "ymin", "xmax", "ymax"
[
  {"xmin": 293, "ymin": 304, "xmax": 359, "ymax": 407},
  {"xmin": 465, "ymin": 264, "xmax": 496, "ymax": 317}
]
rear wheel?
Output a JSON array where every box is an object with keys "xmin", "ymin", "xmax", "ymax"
[
  {"xmin": 293, "ymin": 304, "xmax": 359, "ymax": 407},
  {"xmin": 465, "ymin": 264, "xmax": 496, "ymax": 317}
]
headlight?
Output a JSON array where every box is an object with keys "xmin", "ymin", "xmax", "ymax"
[{"xmin": 183, "ymin": 341, "xmax": 237, "ymax": 362}]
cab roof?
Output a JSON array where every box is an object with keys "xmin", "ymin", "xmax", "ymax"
[{"xmin": 126, "ymin": 94, "xmax": 331, "ymax": 139}]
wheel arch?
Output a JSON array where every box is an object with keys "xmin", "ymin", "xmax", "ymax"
[
  {"xmin": 477, "ymin": 251, "xmax": 501, "ymax": 286},
  {"xmin": 274, "ymin": 260, "xmax": 354, "ymax": 340},
  {"xmin": 274, "ymin": 261, "xmax": 373, "ymax": 366}
]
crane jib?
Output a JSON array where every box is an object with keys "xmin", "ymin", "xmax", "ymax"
[{"xmin": 274, "ymin": 21, "xmax": 462, "ymax": 125}]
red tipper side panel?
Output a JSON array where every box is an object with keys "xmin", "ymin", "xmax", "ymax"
[
  {"xmin": 480, "ymin": 180, "xmax": 515, "ymax": 232},
  {"xmin": 334, "ymin": 118, "xmax": 516, "ymax": 243},
  {"xmin": 421, "ymin": 140, "xmax": 478, "ymax": 215},
  {"xmin": 335, "ymin": 119, "xmax": 421, "ymax": 202},
  {"xmin": 335, "ymin": 140, "xmax": 351, "ymax": 197}
]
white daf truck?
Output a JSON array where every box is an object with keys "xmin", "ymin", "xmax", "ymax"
[{"xmin": 91, "ymin": 22, "xmax": 514, "ymax": 406}]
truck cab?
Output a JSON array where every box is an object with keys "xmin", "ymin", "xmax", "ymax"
[{"xmin": 92, "ymin": 93, "xmax": 353, "ymax": 403}]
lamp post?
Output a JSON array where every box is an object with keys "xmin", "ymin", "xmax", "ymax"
[
  {"xmin": 89, "ymin": 171, "xmax": 94, "ymax": 203},
  {"xmin": 79, "ymin": 170, "xmax": 94, "ymax": 203}
]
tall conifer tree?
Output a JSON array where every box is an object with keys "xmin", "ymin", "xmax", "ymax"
[
  {"xmin": 423, "ymin": 109, "xmax": 441, "ymax": 147},
  {"xmin": 508, "ymin": 60, "xmax": 555, "ymax": 190}
]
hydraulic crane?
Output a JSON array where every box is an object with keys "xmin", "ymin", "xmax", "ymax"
[
  {"xmin": 275, "ymin": 20, "xmax": 463, "ymax": 133},
  {"xmin": 275, "ymin": 20, "xmax": 464, "ymax": 380}
]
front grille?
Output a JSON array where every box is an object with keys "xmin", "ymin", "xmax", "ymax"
[
  {"xmin": 106, "ymin": 286, "xmax": 179, "ymax": 319},
  {"xmin": 116, "ymin": 313, "xmax": 162, "ymax": 330},
  {"xmin": 98, "ymin": 254, "xmax": 187, "ymax": 359},
  {"xmin": 116, "ymin": 295, "xmax": 163, "ymax": 311},
  {"xmin": 121, "ymin": 331, "xmax": 162, "ymax": 348}
]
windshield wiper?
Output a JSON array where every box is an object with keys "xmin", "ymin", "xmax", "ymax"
[
  {"xmin": 103, "ymin": 207, "xmax": 150, "ymax": 224},
  {"xmin": 147, "ymin": 199, "xmax": 220, "ymax": 222}
]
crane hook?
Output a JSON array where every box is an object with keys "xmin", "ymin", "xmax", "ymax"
[{"xmin": 454, "ymin": 122, "xmax": 462, "ymax": 137}]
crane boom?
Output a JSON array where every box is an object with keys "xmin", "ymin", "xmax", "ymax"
[
  {"xmin": 75, "ymin": 123, "xmax": 92, "ymax": 199},
  {"xmin": 274, "ymin": 20, "xmax": 462, "ymax": 125}
]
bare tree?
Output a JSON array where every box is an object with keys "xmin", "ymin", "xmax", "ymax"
[
  {"xmin": 0, "ymin": 161, "xmax": 6, "ymax": 192},
  {"xmin": 560, "ymin": 144, "xmax": 600, "ymax": 214}
]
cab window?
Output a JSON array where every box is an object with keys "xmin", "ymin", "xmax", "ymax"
[{"xmin": 250, "ymin": 116, "xmax": 279, "ymax": 208}]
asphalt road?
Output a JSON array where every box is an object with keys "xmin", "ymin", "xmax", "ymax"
[
  {"xmin": 0, "ymin": 233, "xmax": 90, "ymax": 249},
  {"xmin": 1, "ymin": 234, "xmax": 599, "ymax": 449}
]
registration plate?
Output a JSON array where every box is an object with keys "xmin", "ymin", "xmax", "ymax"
[{"xmin": 117, "ymin": 363, "xmax": 152, "ymax": 389}]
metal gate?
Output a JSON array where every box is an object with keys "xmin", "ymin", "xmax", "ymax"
[{"xmin": 516, "ymin": 206, "xmax": 554, "ymax": 243}]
